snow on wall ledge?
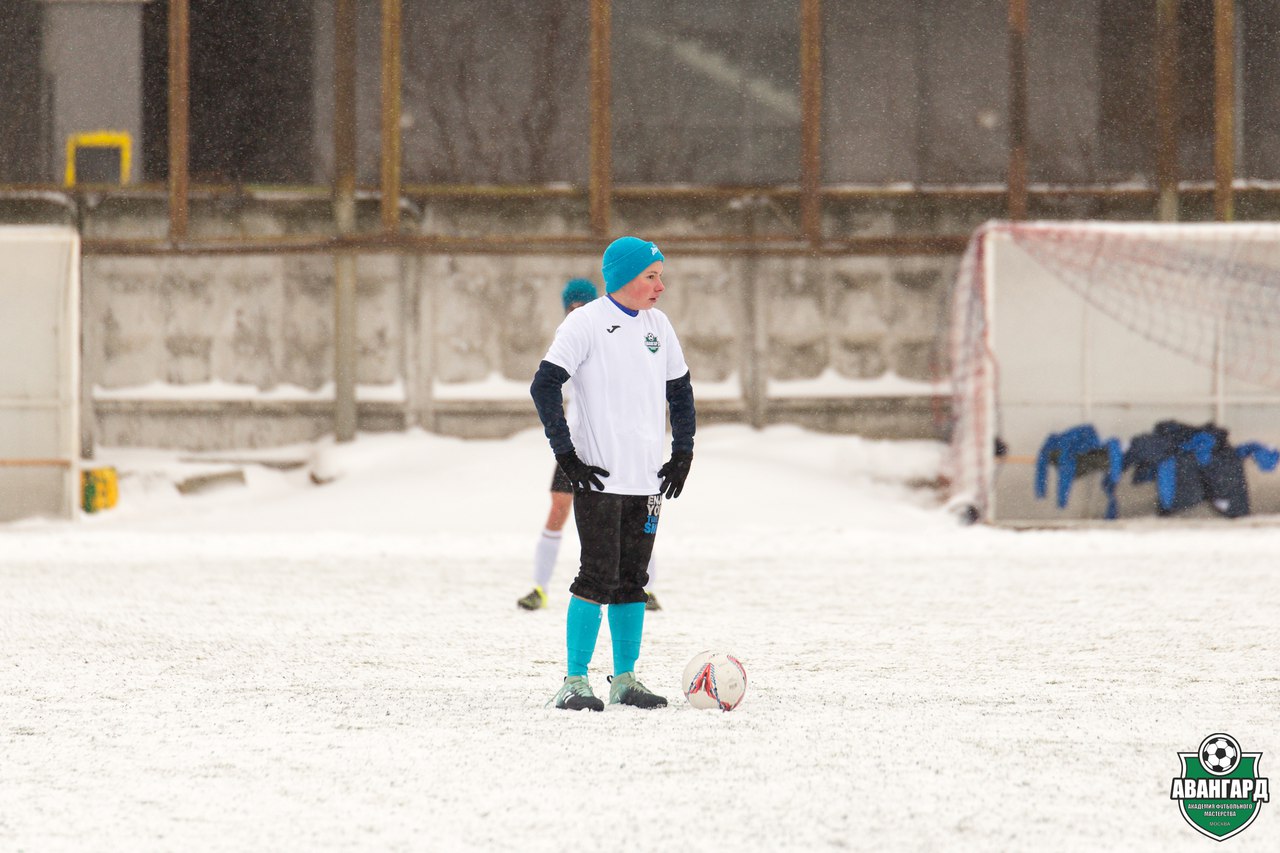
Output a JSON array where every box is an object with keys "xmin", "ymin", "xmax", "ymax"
[
  {"xmin": 88, "ymin": 371, "xmax": 947, "ymax": 451},
  {"xmin": 92, "ymin": 370, "xmax": 944, "ymax": 404}
]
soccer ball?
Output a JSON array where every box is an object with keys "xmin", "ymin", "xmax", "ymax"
[
  {"xmin": 1199, "ymin": 734, "xmax": 1241, "ymax": 776},
  {"xmin": 682, "ymin": 651, "xmax": 747, "ymax": 711}
]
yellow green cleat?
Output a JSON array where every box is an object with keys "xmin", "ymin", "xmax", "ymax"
[{"xmin": 517, "ymin": 586, "xmax": 547, "ymax": 610}]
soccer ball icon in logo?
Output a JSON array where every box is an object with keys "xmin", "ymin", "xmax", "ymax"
[
  {"xmin": 1199, "ymin": 733, "xmax": 1242, "ymax": 776},
  {"xmin": 682, "ymin": 651, "xmax": 747, "ymax": 711}
]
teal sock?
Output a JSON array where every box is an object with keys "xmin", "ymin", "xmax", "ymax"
[
  {"xmin": 566, "ymin": 596, "xmax": 602, "ymax": 677},
  {"xmin": 608, "ymin": 601, "xmax": 646, "ymax": 676}
]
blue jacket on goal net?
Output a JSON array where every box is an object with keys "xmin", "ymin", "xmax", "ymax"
[
  {"xmin": 1034, "ymin": 424, "xmax": 1125, "ymax": 519},
  {"xmin": 1035, "ymin": 420, "xmax": 1278, "ymax": 519},
  {"xmin": 1124, "ymin": 420, "xmax": 1279, "ymax": 518}
]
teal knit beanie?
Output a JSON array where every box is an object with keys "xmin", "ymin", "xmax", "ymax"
[
  {"xmin": 602, "ymin": 236, "xmax": 663, "ymax": 294},
  {"xmin": 561, "ymin": 278, "xmax": 598, "ymax": 311}
]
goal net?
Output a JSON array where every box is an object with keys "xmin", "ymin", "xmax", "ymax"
[
  {"xmin": 947, "ymin": 221, "xmax": 1280, "ymax": 523},
  {"xmin": 0, "ymin": 226, "xmax": 81, "ymax": 521}
]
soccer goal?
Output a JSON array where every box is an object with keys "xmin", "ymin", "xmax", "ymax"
[
  {"xmin": 947, "ymin": 221, "xmax": 1280, "ymax": 524},
  {"xmin": 0, "ymin": 226, "xmax": 81, "ymax": 521}
]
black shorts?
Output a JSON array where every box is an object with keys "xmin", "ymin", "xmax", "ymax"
[
  {"xmin": 569, "ymin": 490, "xmax": 661, "ymax": 605},
  {"xmin": 550, "ymin": 464, "xmax": 572, "ymax": 494}
]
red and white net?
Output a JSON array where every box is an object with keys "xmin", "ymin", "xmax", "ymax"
[{"xmin": 946, "ymin": 221, "xmax": 1280, "ymax": 519}]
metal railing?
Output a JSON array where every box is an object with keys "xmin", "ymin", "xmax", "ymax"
[{"xmin": 0, "ymin": 0, "xmax": 1253, "ymax": 258}]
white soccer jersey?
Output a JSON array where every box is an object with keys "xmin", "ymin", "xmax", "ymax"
[{"xmin": 543, "ymin": 296, "xmax": 689, "ymax": 495}]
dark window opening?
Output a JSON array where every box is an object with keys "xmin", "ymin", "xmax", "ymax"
[
  {"xmin": 1099, "ymin": 0, "xmax": 1221, "ymax": 183},
  {"xmin": 0, "ymin": 0, "xmax": 47, "ymax": 183},
  {"xmin": 401, "ymin": 0, "xmax": 590, "ymax": 185},
  {"xmin": 142, "ymin": 0, "xmax": 314, "ymax": 184}
]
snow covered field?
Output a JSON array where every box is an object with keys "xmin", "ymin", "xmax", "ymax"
[{"xmin": 3, "ymin": 425, "xmax": 1278, "ymax": 851}]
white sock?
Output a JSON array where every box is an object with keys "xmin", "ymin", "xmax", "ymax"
[
  {"xmin": 533, "ymin": 528, "xmax": 562, "ymax": 589},
  {"xmin": 646, "ymin": 552, "xmax": 656, "ymax": 590}
]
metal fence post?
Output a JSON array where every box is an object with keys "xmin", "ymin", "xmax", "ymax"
[{"xmin": 334, "ymin": 0, "xmax": 358, "ymax": 442}]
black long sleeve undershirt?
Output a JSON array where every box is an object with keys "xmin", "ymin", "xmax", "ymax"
[
  {"xmin": 666, "ymin": 370, "xmax": 696, "ymax": 454},
  {"xmin": 530, "ymin": 360, "xmax": 573, "ymax": 454}
]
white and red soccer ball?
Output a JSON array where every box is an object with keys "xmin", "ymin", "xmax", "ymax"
[{"xmin": 682, "ymin": 650, "xmax": 747, "ymax": 711}]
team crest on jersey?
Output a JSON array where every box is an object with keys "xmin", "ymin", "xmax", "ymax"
[{"xmin": 644, "ymin": 332, "xmax": 660, "ymax": 354}]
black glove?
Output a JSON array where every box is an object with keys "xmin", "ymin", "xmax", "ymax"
[
  {"xmin": 555, "ymin": 451, "xmax": 609, "ymax": 492},
  {"xmin": 657, "ymin": 451, "xmax": 693, "ymax": 499}
]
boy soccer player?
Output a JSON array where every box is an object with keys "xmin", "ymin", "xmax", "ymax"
[{"xmin": 530, "ymin": 237, "xmax": 695, "ymax": 710}]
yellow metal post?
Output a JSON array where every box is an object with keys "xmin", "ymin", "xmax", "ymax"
[
  {"xmin": 1007, "ymin": 0, "xmax": 1029, "ymax": 221},
  {"xmin": 1214, "ymin": 0, "xmax": 1236, "ymax": 222},
  {"xmin": 589, "ymin": 0, "xmax": 612, "ymax": 239},
  {"xmin": 800, "ymin": 0, "xmax": 822, "ymax": 247},
  {"xmin": 380, "ymin": 0, "xmax": 403, "ymax": 234},
  {"xmin": 168, "ymin": 0, "xmax": 190, "ymax": 240}
]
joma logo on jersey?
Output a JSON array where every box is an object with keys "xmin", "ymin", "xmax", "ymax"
[
  {"xmin": 1171, "ymin": 733, "xmax": 1270, "ymax": 841},
  {"xmin": 644, "ymin": 333, "xmax": 660, "ymax": 354}
]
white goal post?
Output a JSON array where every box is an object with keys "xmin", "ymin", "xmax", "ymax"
[
  {"xmin": 947, "ymin": 221, "xmax": 1280, "ymax": 523},
  {"xmin": 0, "ymin": 226, "xmax": 81, "ymax": 521}
]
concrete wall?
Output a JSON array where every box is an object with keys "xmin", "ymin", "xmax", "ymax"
[{"xmin": 69, "ymin": 194, "xmax": 963, "ymax": 451}]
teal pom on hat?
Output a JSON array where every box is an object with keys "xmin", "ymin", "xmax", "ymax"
[
  {"xmin": 561, "ymin": 278, "xmax": 598, "ymax": 311},
  {"xmin": 602, "ymin": 236, "xmax": 663, "ymax": 294}
]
